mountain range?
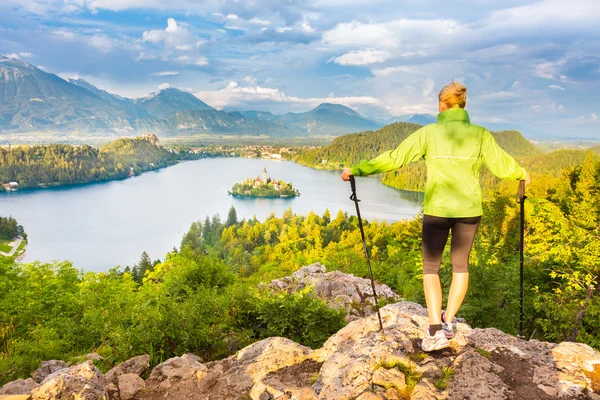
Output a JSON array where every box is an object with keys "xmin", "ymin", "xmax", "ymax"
[{"xmin": 0, "ymin": 55, "xmax": 382, "ymax": 137}]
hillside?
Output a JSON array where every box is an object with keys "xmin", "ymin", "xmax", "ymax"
[
  {"xmin": 0, "ymin": 136, "xmax": 209, "ymax": 190},
  {"xmin": 294, "ymin": 121, "xmax": 422, "ymax": 168},
  {"xmin": 492, "ymin": 130, "xmax": 541, "ymax": 157},
  {"xmin": 294, "ymin": 122, "xmax": 539, "ymax": 169},
  {"xmin": 275, "ymin": 103, "xmax": 382, "ymax": 135},
  {"xmin": 0, "ymin": 56, "xmax": 382, "ymax": 138},
  {"xmin": 2, "ymin": 268, "xmax": 599, "ymax": 399},
  {"xmin": 135, "ymin": 87, "xmax": 214, "ymax": 119}
]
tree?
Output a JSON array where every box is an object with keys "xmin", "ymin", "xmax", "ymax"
[
  {"xmin": 226, "ymin": 206, "xmax": 238, "ymax": 227},
  {"xmin": 132, "ymin": 251, "xmax": 153, "ymax": 284}
]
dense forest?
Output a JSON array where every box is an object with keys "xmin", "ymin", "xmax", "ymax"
[
  {"xmin": 0, "ymin": 216, "xmax": 25, "ymax": 241},
  {"xmin": 0, "ymin": 151, "xmax": 599, "ymax": 385},
  {"xmin": 0, "ymin": 136, "xmax": 220, "ymax": 190}
]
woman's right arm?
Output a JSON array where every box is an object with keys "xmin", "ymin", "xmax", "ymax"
[
  {"xmin": 347, "ymin": 126, "xmax": 429, "ymax": 178},
  {"xmin": 481, "ymin": 129, "xmax": 527, "ymax": 181}
]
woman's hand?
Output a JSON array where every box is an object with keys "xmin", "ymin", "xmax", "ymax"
[
  {"xmin": 524, "ymin": 172, "xmax": 531, "ymax": 189},
  {"xmin": 341, "ymin": 169, "xmax": 353, "ymax": 182}
]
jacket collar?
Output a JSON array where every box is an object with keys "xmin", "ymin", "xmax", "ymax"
[{"xmin": 437, "ymin": 107, "xmax": 470, "ymax": 124}]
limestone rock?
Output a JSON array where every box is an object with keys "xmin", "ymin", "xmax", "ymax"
[
  {"xmin": 31, "ymin": 360, "xmax": 68, "ymax": 383},
  {"xmin": 118, "ymin": 373, "xmax": 146, "ymax": 400},
  {"xmin": 105, "ymin": 355, "xmax": 150, "ymax": 384},
  {"xmin": 268, "ymin": 263, "xmax": 400, "ymax": 321},
  {"xmin": 145, "ymin": 353, "xmax": 208, "ymax": 392},
  {"xmin": 412, "ymin": 379, "xmax": 444, "ymax": 400},
  {"xmin": 447, "ymin": 351, "xmax": 510, "ymax": 400},
  {"xmin": 551, "ymin": 341, "xmax": 600, "ymax": 396},
  {"xmin": 30, "ymin": 360, "xmax": 108, "ymax": 400},
  {"xmin": 372, "ymin": 367, "xmax": 406, "ymax": 391},
  {"xmin": 0, "ymin": 378, "xmax": 39, "ymax": 395},
  {"xmin": 355, "ymin": 392, "xmax": 385, "ymax": 400}
]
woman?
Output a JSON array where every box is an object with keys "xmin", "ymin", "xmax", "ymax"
[{"xmin": 341, "ymin": 82, "xmax": 530, "ymax": 352}]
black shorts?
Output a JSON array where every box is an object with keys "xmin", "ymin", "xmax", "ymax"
[{"xmin": 422, "ymin": 215, "xmax": 481, "ymax": 275}]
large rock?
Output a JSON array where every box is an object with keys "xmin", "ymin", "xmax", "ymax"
[
  {"xmin": 267, "ymin": 263, "xmax": 400, "ymax": 321},
  {"xmin": 31, "ymin": 360, "xmax": 68, "ymax": 383},
  {"xmin": 118, "ymin": 373, "xmax": 146, "ymax": 400},
  {"xmin": 138, "ymin": 337, "xmax": 313, "ymax": 400},
  {"xmin": 30, "ymin": 360, "xmax": 108, "ymax": 400},
  {"xmin": 85, "ymin": 267, "xmax": 600, "ymax": 399},
  {"xmin": 0, "ymin": 378, "xmax": 39, "ymax": 395},
  {"xmin": 105, "ymin": 354, "xmax": 150, "ymax": 384},
  {"xmin": 447, "ymin": 351, "xmax": 510, "ymax": 399},
  {"xmin": 144, "ymin": 353, "xmax": 208, "ymax": 392}
]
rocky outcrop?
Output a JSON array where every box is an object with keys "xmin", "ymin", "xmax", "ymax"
[
  {"xmin": 31, "ymin": 360, "xmax": 68, "ymax": 383},
  {"xmin": 105, "ymin": 354, "xmax": 150, "ymax": 384},
  {"xmin": 2, "ymin": 266, "xmax": 600, "ymax": 400},
  {"xmin": 30, "ymin": 361, "xmax": 108, "ymax": 400},
  {"xmin": 0, "ymin": 378, "xmax": 39, "ymax": 395},
  {"xmin": 267, "ymin": 263, "xmax": 400, "ymax": 321}
]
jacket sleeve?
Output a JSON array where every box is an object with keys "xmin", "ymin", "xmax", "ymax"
[
  {"xmin": 350, "ymin": 127, "xmax": 428, "ymax": 177},
  {"xmin": 481, "ymin": 129, "xmax": 526, "ymax": 180}
]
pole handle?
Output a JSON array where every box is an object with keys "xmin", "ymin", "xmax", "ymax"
[
  {"xmin": 516, "ymin": 180, "xmax": 526, "ymax": 203},
  {"xmin": 349, "ymin": 175, "xmax": 359, "ymax": 202}
]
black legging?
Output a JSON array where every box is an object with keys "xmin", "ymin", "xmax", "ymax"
[{"xmin": 422, "ymin": 215, "xmax": 481, "ymax": 275}]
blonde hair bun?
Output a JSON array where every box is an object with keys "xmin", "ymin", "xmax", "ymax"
[{"xmin": 439, "ymin": 81, "xmax": 467, "ymax": 109}]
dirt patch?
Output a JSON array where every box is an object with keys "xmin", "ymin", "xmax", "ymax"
[
  {"xmin": 263, "ymin": 359, "xmax": 323, "ymax": 390},
  {"xmin": 489, "ymin": 350, "xmax": 585, "ymax": 400},
  {"xmin": 583, "ymin": 364, "xmax": 600, "ymax": 393}
]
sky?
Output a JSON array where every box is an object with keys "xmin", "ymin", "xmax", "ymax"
[{"xmin": 1, "ymin": 0, "xmax": 599, "ymax": 137}]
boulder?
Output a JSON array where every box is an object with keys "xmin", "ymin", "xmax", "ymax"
[
  {"xmin": 30, "ymin": 360, "xmax": 108, "ymax": 400},
  {"xmin": 105, "ymin": 355, "xmax": 150, "ymax": 384},
  {"xmin": 145, "ymin": 353, "xmax": 208, "ymax": 392},
  {"xmin": 372, "ymin": 367, "xmax": 406, "ymax": 391},
  {"xmin": 447, "ymin": 351, "xmax": 510, "ymax": 400},
  {"xmin": 268, "ymin": 263, "xmax": 400, "ymax": 321},
  {"xmin": 0, "ymin": 378, "xmax": 39, "ymax": 395},
  {"xmin": 118, "ymin": 373, "xmax": 146, "ymax": 400},
  {"xmin": 31, "ymin": 360, "xmax": 68, "ymax": 383}
]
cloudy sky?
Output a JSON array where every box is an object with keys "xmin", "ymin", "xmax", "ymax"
[{"xmin": 1, "ymin": 0, "xmax": 599, "ymax": 137}]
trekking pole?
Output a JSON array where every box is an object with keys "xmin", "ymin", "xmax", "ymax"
[
  {"xmin": 349, "ymin": 175, "xmax": 385, "ymax": 338},
  {"xmin": 516, "ymin": 180, "xmax": 527, "ymax": 339}
]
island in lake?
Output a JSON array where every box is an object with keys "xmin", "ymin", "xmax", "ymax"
[{"xmin": 229, "ymin": 167, "xmax": 300, "ymax": 198}]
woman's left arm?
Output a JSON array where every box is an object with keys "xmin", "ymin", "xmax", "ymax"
[{"xmin": 349, "ymin": 126, "xmax": 428, "ymax": 177}]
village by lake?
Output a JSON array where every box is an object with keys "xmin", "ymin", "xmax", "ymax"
[{"xmin": 0, "ymin": 158, "xmax": 423, "ymax": 271}]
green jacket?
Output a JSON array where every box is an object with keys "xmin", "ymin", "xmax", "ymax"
[{"xmin": 350, "ymin": 108, "xmax": 526, "ymax": 217}]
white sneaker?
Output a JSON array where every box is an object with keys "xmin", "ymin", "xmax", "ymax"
[{"xmin": 421, "ymin": 329, "xmax": 451, "ymax": 352}]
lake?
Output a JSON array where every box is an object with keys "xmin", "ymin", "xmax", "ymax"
[{"xmin": 0, "ymin": 158, "xmax": 422, "ymax": 271}]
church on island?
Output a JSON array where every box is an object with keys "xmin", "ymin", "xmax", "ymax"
[
  {"xmin": 229, "ymin": 167, "xmax": 299, "ymax": 198},
  {"xmin": 250, "ymin": 167, "xmax": 280, "ymax": 190}
]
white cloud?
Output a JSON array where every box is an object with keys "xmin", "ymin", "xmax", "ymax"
[
  {"xmin": 194, "ymin": 81, "xmax": 384, "ymax": 111},
  {"xmin": 571, "ymin": 113, "xmax": 600, "ymax": 124},
  {"xmin": 249, "ymin": 18, "xmax": 270, "ymax": 26},
  {"xmin": 88, "ymin": 35, "xmax": 115, "ymax": 53},
  {"xmin": 158, "ymin": 82, "xmax": 172, "ymax": 90},
  {"xmin": 143, "ymin": 18, "xmax": 201, "ymax": 51},
  {"xmin": 331, "ymin": 49, "xmax": 391, "ymax": 66},
  {"xmin": 6, "ymin": 53, "xmax": 21, "ymax": 60},
  {"xmin": 371, "ymin": 66, "xmax": 417, "ymax": 77},
  {"xmin": 422, "ymin": 79, "xmax": 435, "ymax": 98},
  {"xmin": 534, "ymin": 61, "xmax": 558, "ymax": 79},
  {"xmin": 153, "ymin": 71, "xmax": 179, "ymax": 76},
  {"xmin": 52, "ymin": 29, "xmax": 76, "ymax": 40},
  {"xmin": 548, "ymin": 84, "xmax": 565, "ymax": 90},
  {"xmin": 323, "ymin": 21, "xmax": 396, "ymax": 48}
]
